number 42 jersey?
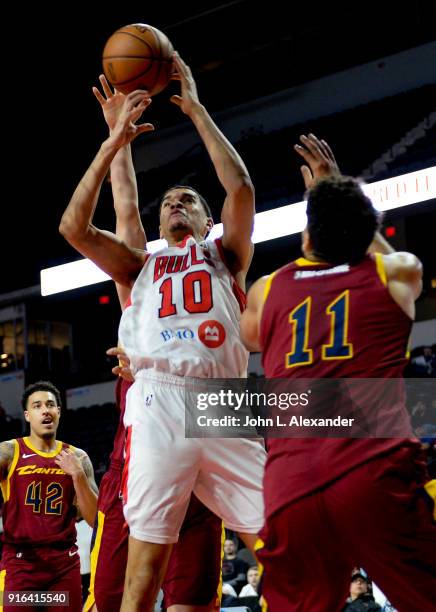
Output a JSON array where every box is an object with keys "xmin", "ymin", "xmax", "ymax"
[
  {"xmin": 118, "ymin": 236, "xmax": 248, "ymax": 378},
  {"xmin": 1, "ymin": 437, "xmax": 77, "ymax": 547}
]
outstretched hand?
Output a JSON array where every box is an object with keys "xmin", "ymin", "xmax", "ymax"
[
  {"xmin": 294, "ymin": 133, "xmax": 340, "ymax": 190},
  {"xmin": 106, "ymin": 90, "xmax": 155, "ymax": 149},
  {"xmin": 93, "ymin": 74, "xmax": 128, "ymax": 132},
  {"xmin": 106, "ymin": 346, "xmax": 134, "ymax": 382},
  {"xmin": 169, "ymin": 52, "xmax": 200, "ymax": 115}
]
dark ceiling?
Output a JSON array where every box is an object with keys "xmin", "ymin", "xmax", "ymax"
[{"xmin": 3, "ymin": 0, "xmax": 435, "ymax": 295}]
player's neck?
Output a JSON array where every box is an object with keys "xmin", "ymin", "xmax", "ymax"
[
  {"xmin": 166, "ymin": 230, "xmax": 203, "ymax": 246},
  {"xmin": 303, "ymin": 250, "xmax": 328, "ymax": 264},
  {"xmin": 27, "ymin": 432, "xmax": 58, "ymax": 453}
]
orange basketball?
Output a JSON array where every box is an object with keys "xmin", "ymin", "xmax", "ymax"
[{"xmin": 102, "ymin": 23, "xmax": 174, "ymax": 96}]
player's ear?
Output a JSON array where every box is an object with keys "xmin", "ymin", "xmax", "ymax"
[
  {"xmin": 206, "ymin": 217, "xmax": 214, "ymax": 232},
  {"xmin": 23, "ymin": 410, "xmax": 30, "ymax": 423}
]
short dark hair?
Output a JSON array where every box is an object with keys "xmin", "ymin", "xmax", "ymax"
[
  {"xmin": 351, "ymin": 572, "xmax": 369, "ymax": 584},
  {"xmin": 306, "ymin": 176, "xmax": 380, "ymax": 265},
  {"xmin": 22, "ymin": 381, "xmax": 62, "ymax": 411},
  {"xmin": 159, "ymin": 185, "xmax": 213, "ymax": 219}
]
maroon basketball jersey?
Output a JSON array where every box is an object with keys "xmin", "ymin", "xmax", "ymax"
[
  {"xmin": 109, "ymin": 377, "xmax": 132, "ymax": 467},
  {"xmin": 260, "ymin": 254, "xmax": 419, "ymax": 517},
  {"xmin": 1, "ymin": 437, "xmax": 77, "ymax": 546}
]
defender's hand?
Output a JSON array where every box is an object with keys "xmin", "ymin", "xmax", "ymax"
[
  {"xmin": 294, "ymin": 133, "xmax": 340, "ymax": 190},
  {"xmin": 106, "ymin": 346, "xmax": 134, "ymax": 382}
]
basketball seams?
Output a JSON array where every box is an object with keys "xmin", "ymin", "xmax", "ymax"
[
  {"xmin": 111, "ymin": 31, "xmax": 157, "ymax": 59},
  {"xmin": 104, "ymin": 61, "xmax": 157, "ymax": 86}
]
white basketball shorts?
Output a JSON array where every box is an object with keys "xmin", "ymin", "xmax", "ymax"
[{"xmin": 122, "ymin": 369, "xmax": 266, "ymax": 544}]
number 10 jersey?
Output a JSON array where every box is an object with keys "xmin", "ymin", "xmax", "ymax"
[{"xmin": 118, "ymin": 236, "xmax": 248, "ymax": 378}]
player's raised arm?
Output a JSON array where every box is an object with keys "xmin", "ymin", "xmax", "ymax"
[
  {"xmin": 59, "ymin": 90, "xmax": 153, "ymax": 287},
  {"xmin": 55, "ymin": 448, "xmax": 98, "ymax": 527},
  {"xmin": 93, "ymin": 75, "xmax": 148, "ymax": 306},
  {"xmin": 170, "ymin": 52, "xmax": 255, "ymax": 285},
  {"xmin": 0, "ymin": 440, "xmax": 15, "ymax": 481}
]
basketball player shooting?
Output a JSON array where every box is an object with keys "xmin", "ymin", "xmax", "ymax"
[{"xmin": 60, "ymin": 52, "xmax": 265, "ymax": 612}]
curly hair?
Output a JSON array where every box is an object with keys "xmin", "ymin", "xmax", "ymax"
[
  {"xmin": 21, "ymin": 380, "xmax": 62, "ymax": 411},
  {"xmin": 306, "ymin": 175, "xmax": 380, "ymax": 265}
]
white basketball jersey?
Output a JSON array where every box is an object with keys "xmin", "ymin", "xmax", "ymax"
[{"xmin": 118, "ymin": 236, "xmax": 248, "ymax": 378}]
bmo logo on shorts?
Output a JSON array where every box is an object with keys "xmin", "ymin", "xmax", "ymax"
[
  {"xmin": 161, "ymin": 328, "xmax": 195, "ymax": 342},
  {"xmin": 198, "ymin": 320, "xmax": 226, "ymax": 348}
]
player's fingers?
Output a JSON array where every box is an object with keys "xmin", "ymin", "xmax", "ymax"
[
  {"xmin": 107, "ymin": 346, "xmax": 127, "ymax": 355},
  {"xmin": 321, "ymin": 139, "xmax": 338, "ymax": 165},
  {"xmin": 99, "ymin": 74, "xmax": 113, "ymax": 98},
  {"xmin": 300, "ymin": 165, "xmax": 313, "ymax": 189},
  {"xmin": 294, "ymin": 143, "xmax": 315, "ymax": 164},
  {"xmin": 92, "ymin": 87, "xmax": 106, "ymax": 106},
  {"xmin": 301, "ymin": 134, "xmax": 323, "ymax": 158},
  {"xmin": 127, "ymin": 91, "xmax": 151, "ymax": 106},
  {"xmin": 137, "ymin": 123, "xmax": 155, "ymax": 134},
  {"xmin": 169, "ymin": 72, "xmax": 182, "ymax": 81},
  {"xmin": 170, "ymin": 95, "xmax": 183, "ymax": 106},
  {"xmin": 107, "ymin": 347, "xmax": 121, "ymax": 355},
  {"xmin": 125, "ymin": 91, "xmax": 150, "ymax": 111},
  {"xmin": 173, "ymin": 52, "xmax": 189, "ymax": 77},
  {"xmin": 308, "ymin": 134, "xmax": 332, "ymax": 162}
]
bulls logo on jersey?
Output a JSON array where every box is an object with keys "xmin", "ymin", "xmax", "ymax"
[{"xmin": 198, "ymin": 320, "xmax": 226, "ymax": 348}]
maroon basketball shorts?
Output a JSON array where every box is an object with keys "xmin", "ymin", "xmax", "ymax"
[
  {"xmin": 258, "ymin": 445, "xmax": 436, "ymax": 612},
  {"xmin": 85, "ymin": 465, "xmax": 223, "ymax": 611},
  {"xmin": 0, "ymin": 543, "xmax": 81, "ymax": 612}
]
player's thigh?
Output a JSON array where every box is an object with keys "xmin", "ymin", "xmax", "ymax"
[
  {"xmin": 258, "ymin": 498, "xmax": 351, "ymax": 612},
  {"xmin": 48, "ymin": 563, "xmax": 82, "ymax": 612},
  {"xmin": 195, "ymin": 438, "xmax": 265, "ymax": 533},
  {"xmin": 123, "ymin": 379, "xmax": 201, "ymax": 543},
  {"xmin": 330, "ymin": 448, "xmax": 436, "ymax": 609},
  {"xmin": 163, "ymin": 494, "xmax": 223, "ymax": 609}
]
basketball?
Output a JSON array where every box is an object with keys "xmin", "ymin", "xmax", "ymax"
[{"xmin": 102, "ymin": 23, "xmax": 174, "ymax": 96}]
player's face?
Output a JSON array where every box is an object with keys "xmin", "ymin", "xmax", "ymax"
[
  {"xmin": 350, "ymin": 577, "xmax": 367, "ymax": 597},
  {"xmin": 159, "ymin": 188, "xmax": 211, "ymax": 241},
  {"xmin": 24, "ymin": 391, "xmax": 60, "ymax": 438}
]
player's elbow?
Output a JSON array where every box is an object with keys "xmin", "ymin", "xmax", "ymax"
[
  {"xmin": 240, "ymin": 316, "xmax": 261, "ymax": 353},
  {"xmin": 235, "ymin": 175, "xmax": 255, "ymax": 202},
  {"xmin": 59, "ymin": 214, "xmax": 76, "ymax": 240},
  {"xmin": 59, "ymin": 214, "xmax": 88, "ymax": 245}
]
